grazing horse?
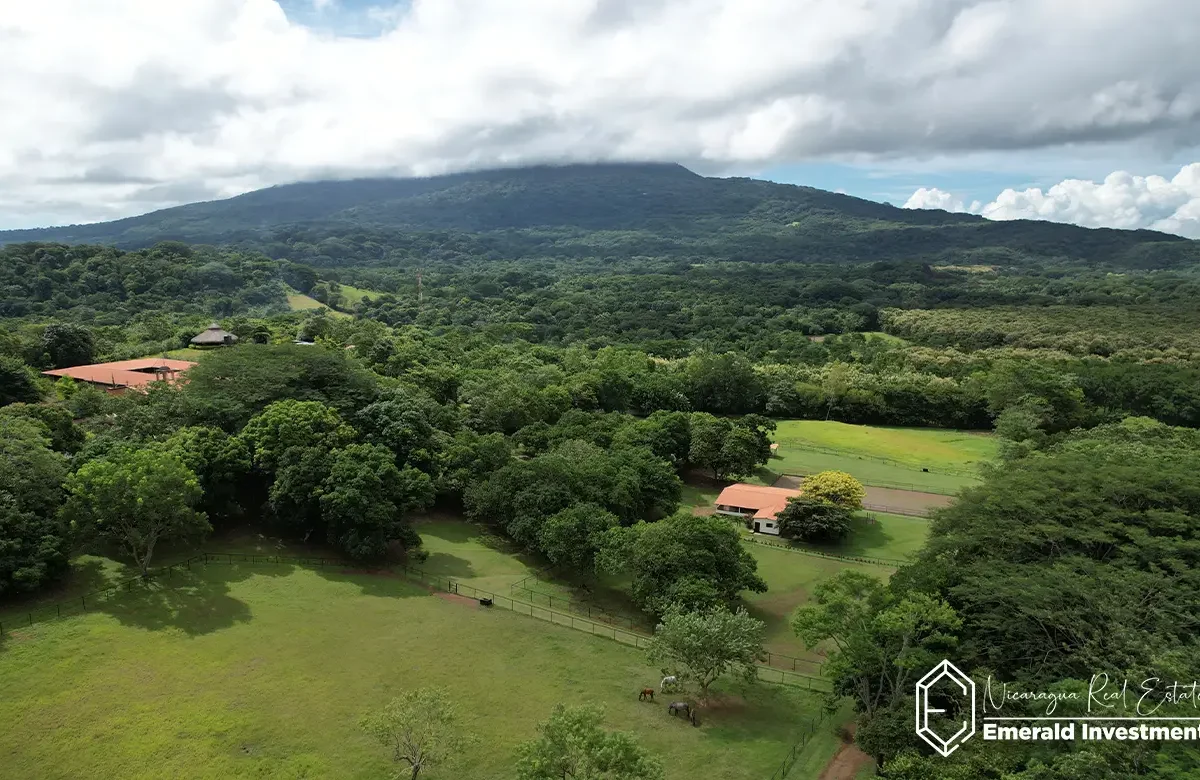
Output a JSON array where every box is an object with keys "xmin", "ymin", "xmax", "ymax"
[
  {"xmin": 659, "ymin": 675, "xmax": 678, "ymax": 692},
  {"xmin": 667, "ymin": 701, "xmax": 691, "ymax": 718},
  {"xmin": 638, "ymin": 688, "xmax": 655, "ymax": 702}
]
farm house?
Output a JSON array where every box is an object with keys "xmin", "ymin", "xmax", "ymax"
[{"xmin": 714, "ymin": 484, "xmax": 801, "ymax": 536}]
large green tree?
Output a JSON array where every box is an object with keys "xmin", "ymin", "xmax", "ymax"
[
  {"xmin": 239, "ymin": 399, "xmax": 357, "ymax": 471},
  {"xmin": 40, "ymin": 323, "xmax": 95, "ymax": 368},
  {"xmin": 319, "ymin": 443, "xmax": 433, "ymax": 560},
  {"xmin": 516, "ymin": 704, "xmax": 664, "ymax": 780},
  {"xmin": 62, "ymin": 444, "xmax": 209, "ymax": 575},
  {"xmin": 182, "ymin": 344, "xmax": 379, "ymax": 430},
  {"xmin": 647, "ymin": 607, "xmax": 765, "ymax": 700},
  {"xmin": 0, "ymin": 355, "xmax": 42, "ymax": 407},
  {"xmin": 776, "ymin": 497, "xmax": 853, "ymax": 543},
  {"xmin": 538, "ymin": 503, "xmax": 619, "ymax": 575},
  {"xmin": 791, "ymin": 570, "xmax": 959, "ymax": 718},
  {"xmin": 0, "ymin": 417, "xmax": 70, "ymax": 594},
  {"xmin": 359, "ymin": 688, "xmax": 472, "ymax": 780},
  {"xmin": 600, "ymin": 512, "xmax": 766, "ymax": 615}
]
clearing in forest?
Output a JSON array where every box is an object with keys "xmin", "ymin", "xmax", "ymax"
[{"xmin": 0, "ymin": 560, "xmax": 836, "ymax": 780}]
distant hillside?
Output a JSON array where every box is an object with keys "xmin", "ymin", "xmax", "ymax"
[{"xmin": 2, "ymin": 162, "xmax": 1195, "ymax": 268}]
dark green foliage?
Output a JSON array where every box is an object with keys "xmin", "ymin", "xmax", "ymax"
[
  {"xmin": 776, "ymin": 497, "xmax": 853, "ymax": 543},
  {"xmin": 0, "ymin": 417, "xmax": 70, "ymax": 594},
  {"xmin": 687, "ymin": 413, "xmax": 770, "ymax": 481},
  {"xmin": 183, "ymin": 345, "xmax": 379, "ymax": 430},
  {"xmin": 0, "ymin": 417, "xmax": 68, "ymax": 518},
  {"xmin": 537, "ymin": 503, "xmax": 619, "ymax": 574},
  {"xmin": 320, "ymin": 444, "xmax": 433, "ymax": 560},
  {"xmin": 600, "ymin": 512, "xmax": 767, "ymax": 616},
  {"xmin": 39, "ymin": 323, "xmax": 95, "ymax": 368},
  {"xmin": 0, "ymin": 242, "xmax": 288, "ymax": 323},
  {"xmin": 0, "ymin": 492, "xmax": 70, "ymax": 596},
  {"xmin": 907, "ymin": 419, "xmax": 1200, "ymax": 682},
  {"xmin": 165, "ymin": 426, "xmax": 253, "ymax": 522},
  {"xmin": 0, "ymin": 355, "xmax": 42, "ymax": 407},
  {"xmin": 0, "ymin": 403, "xmax": 85, "ymax": 453}
]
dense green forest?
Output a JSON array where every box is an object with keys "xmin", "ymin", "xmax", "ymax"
[{"xmin": 3, "ymin": 164, "xmax": 1200, "ymax": 777}]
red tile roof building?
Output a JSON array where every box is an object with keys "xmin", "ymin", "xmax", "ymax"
[
  {"xmin": 43, "ymin": 358, "xmax": 197, "ymax": 392},
  {"xmin": 714, "ymin": 483, "xmax": 802, "ymax": 536}
]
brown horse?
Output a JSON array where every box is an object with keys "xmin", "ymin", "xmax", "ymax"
[{"xmin": 638, "ymin": 688, "xmax": 655, "ymax": 701}]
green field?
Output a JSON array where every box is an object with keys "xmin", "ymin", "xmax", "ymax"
[
  {"xmin": 790, "ymin": 512, "xmax": 928, "ymax": 563},
  {"xmin": 0, "ymin": 522, "xmax": 848, "ymax": 779},
  {"xmin": 335, "ymin": 283, "xmax": 385, "ymax": 307},
  {"xmin": 770, "ymin": 420, "xmax": 995, "ymax": 493},
  {"xmin": 0, "ymin": 563, "xmax": 837, "ymax": 780},
  {"xmin": 739, "ymin": 541, "xmax": 893, "ymax": 662},
  {"xmin": 286, "ymin": 291, "xmax": 351, "ymax": 318}
]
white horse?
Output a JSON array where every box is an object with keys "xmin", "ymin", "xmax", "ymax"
[{"xmin": 660, "ymin": 675, "xmax": 678, "ymax": 692}]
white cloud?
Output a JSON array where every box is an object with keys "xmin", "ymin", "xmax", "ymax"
[
  {"xmin": 2, "ymin": 0, "xmax": 1200, "ymax": 228},
  {"xmin": 903, "ymin": 188, "xmax": 982, "ymax": 214},
  {"xmin": 904, "ymin": 164, "xmax": 1200, "ymax": 238}
]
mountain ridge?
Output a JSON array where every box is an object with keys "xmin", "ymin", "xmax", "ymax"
[{"xmin": 1, "ymin": 162, "xmax": 1193, "ymax": 270}]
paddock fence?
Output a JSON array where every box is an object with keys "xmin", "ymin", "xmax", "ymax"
[
  {"xmin": 1, "ymin": 551, "xmax": 834, "ymax": 693},
  {"xmin": 742, "ymin": 535, "xmax": 906, "ymax": 568},
  {"xmin": 860, "ymin": 502, "xmax": 932, "ymax": 518},
  {"xmin": 507, "ymin": 575, "xmax": 654, "ymax": 632},
  {"xmin": 767, "ymin": 710, "xmax": 831, "ymax": 780},
  {"xmin": 0, "ymin": 554, "xmax": 207, "ymax": 638},
  {"xmin": 777, "ymin": 442, "xmax": 982, "ymax": 478},
  {"xmin": 782, "ymin": 470, "xmax": 965, "ymax": 496}
]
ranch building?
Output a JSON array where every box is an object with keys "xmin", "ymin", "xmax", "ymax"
[{"xmin": 713, "ymin": 483, "xmax": 802, "ymax": 536}]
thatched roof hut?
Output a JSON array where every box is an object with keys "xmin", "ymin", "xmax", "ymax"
[{"xmin": 190, "ymin": 323, "xmax": 238, "ymax": 347}]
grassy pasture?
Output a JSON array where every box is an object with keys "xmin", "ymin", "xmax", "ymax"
[
  {"xmin": 769, "ymin": 420, "xmax": 994, "ymax": 493},
  {"xmin": 0, "ymin": 561, "xmax": 836, "ymax": 780},
  {"xmin": 773, "ymin": 420, "xmax": 996, "ymax": 471},
  {"xmin": 285, "ymin": 290, "xmax": 351, "ymax": 318},
  {"xmin": 334, "ymin": 283, "xmax": 385, "ymax": 307}
]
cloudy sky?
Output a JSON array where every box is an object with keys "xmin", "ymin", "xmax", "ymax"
[{"xmin": 2, "ymin": 0, "xmax": 1198, "ymax": 236}]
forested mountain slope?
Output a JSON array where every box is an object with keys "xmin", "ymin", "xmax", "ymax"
[{"xmin": 3, "ymin": 163, "xmax": 1195, "ymax": 269}]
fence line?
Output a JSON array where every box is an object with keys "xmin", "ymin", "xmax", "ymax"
[
  {"xmin": 2, "ymin": 551, "xmax": 833, "ymax": 694},
  {"xmin": 510, "ymin": 574, "xmax": 825, "ymax": 676},
  {"xmin": 507, "ymin": 582, "xmax": 649, "ymax": 632},
  {"xmin": 0, "ymin": 554, "xmax": 207, "ymax": 637},
  {"xmin": 742, "ymin": 535, "xmax": 905, "ymax": 568},
  {"xmin": 861, "ymin": 502, "xmax": 932, "ymax": 518},
  {"xmin": 767, "ymin": 710, "xmax": 831, "ymax": 780},
  {"xmin": 780, "ymin": 442, "xmax": 981, "ymax": 478},
  {"xmin": 783, "ymin": 470, "xmax": 964, "ymax": 496},
  {"xmin": 192, "ymin": 553, "xmax": 835, "ymax": 691}
]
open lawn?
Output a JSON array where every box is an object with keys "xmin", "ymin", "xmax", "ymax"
[
  {"xmin": 769, "ymin": 420, "xmax": 995, "ymax": 494},
  {"xmin": 739, "ymin": 541, "xmax": 894, "ymax": 662},
  {"xmin": 286, "ymin": 290, "xmax": 351, "ymax": 318},
  {"xmin": 335, "ymin": 283, "xmax": 385, "ymax": 307},
  {"xmin": 0, "ymin": 560, "xmax": 836, "ymax": 780},
  {"xmin": 790, "ymin": 512, "xmax": 929, "ymax": 562},
  {"xmin": 773, "ymin": 420, "xmax": 996, "ymax": 471}
]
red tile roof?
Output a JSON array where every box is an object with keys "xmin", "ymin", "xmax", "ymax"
[
  {"xmin": 715, "ymin": 483, "xmax": 801, "ymax": 521},
  {"xmin": 43, "ymin": 358, "xmax": 197, "ymax": 389}
]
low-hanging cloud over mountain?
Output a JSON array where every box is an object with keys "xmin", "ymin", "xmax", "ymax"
[
  {"xmin": 2, "ymin": 0, "xmax": 1200, "ymax": 228},
  {"xmin": 904, "ymin": 164, "xmax": 1200, "ymax": 238}
]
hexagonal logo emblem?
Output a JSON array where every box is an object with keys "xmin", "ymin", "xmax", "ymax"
[{"xmin": 915, "ymin": 659, "xmax": 976, "ymax": 756}]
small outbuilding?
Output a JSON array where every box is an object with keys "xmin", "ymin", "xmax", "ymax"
[{"xmin": 190, "ymin": 323, "xmax": 238, "ymax": 347}]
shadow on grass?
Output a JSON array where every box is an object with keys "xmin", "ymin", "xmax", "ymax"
[
  {"xmin": 419, "ymin": 552, "xmax": 478, "ymax": 579},
  {"xmin": 799, "ymin": 515, "xmax": 895, "ymax": 559},
  {"xmin": 94, "ymin": 563, "xmax": 287, "ymax": 636}
]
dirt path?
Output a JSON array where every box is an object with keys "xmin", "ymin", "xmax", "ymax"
[
  {"xmin": 772, "ymin": 475, "xmax": 951, "ymax": 517},
  {"xmin": 818, "ymin": 724, "xmax": 874, "ymax": 780}
]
